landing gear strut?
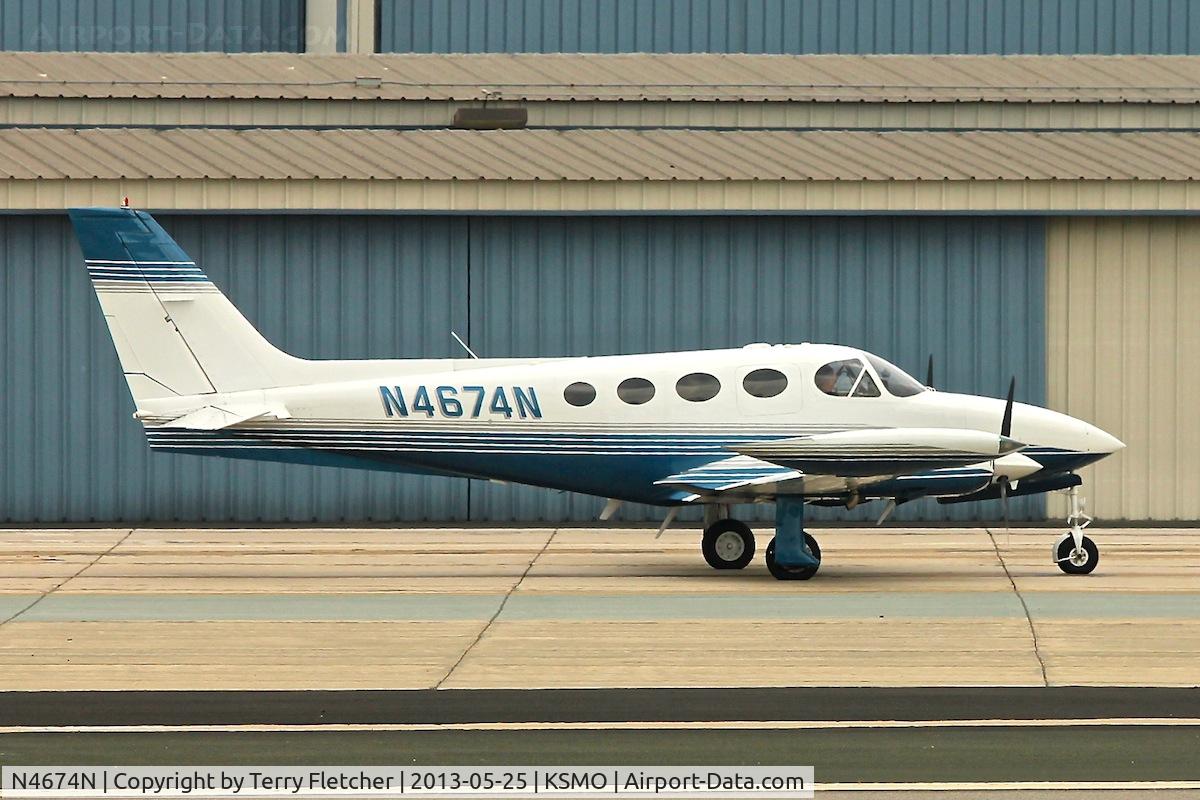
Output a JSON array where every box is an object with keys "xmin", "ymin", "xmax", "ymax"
[
  {"xmin": 1055, "ymin": 485, "xmax": 1099, "ymax": 575},
  {"xmin": 766, "ymin": 496, "xmax": 821, "ymax": 580}
]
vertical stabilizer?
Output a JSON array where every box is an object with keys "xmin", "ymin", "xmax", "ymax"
[{"xmin": 69, "ymin": 207, "xmax": 306, "ymax": 404}]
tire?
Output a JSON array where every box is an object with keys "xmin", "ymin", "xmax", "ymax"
[
  {"xmin": 702, "ymin": 519, "xmax": 756, "ymax": 570},
  {"xmin": 1056, "ymin": 534, "xmax": 1099, "ymax": 575},
  {"xmin": 765, "ymin": 534, "xmax": 821, "ymax": 581}
]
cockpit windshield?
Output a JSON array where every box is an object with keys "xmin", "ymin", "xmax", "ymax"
[{"xmin": 865, "ymin": 354, "xmax": 925, "ymax": 397}]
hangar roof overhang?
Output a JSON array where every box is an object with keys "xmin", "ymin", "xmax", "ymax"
[
  {"xmin": 2, "ymin": 127, "xmax": 1198, "ymax": 213},
  {"xmin": 4, "ymin": 51, "xmax": 1200, "ymax": 130}
]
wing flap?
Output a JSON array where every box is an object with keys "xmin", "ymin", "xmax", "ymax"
[{"xmin": 654, "ymin": 455, "xmax": 802, "ymax": 496}]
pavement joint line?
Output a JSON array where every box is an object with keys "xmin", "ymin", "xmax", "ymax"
[
  {"xmin": 987, "ymin": 527, "xmax": 1048, "ymax": 687},
  {"xmin": 0, "ymin": 527, "xmax": 135, "ymax": 629},
  {"xmin": 6, "ymin": 719, "xmax": 1200, "ymax": 733},
  {"xmin": 434, "ymin": 527, "xmax": 558, "ymax": 690}
]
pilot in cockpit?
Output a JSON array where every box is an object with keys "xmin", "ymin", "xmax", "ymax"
[{"xmin": 815, "ymin": 363, "xmax": 838, "ymax": 394}]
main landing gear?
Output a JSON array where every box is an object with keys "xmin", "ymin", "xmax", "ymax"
[
  {"xmin": 766, "ymin": 496, "xmax": 821, "ymax": 580},
  {"xmin": 701, "ymin": 506, "xmax": 756, "ymax": 569},
  {"xmin": 700, "ymin": 487, "xmax": 1100, "ymax": 579},
  {"xmin": 1055, "ymin": 485, "xmax": 1099, "ymax": 575},
  {"xmin": 701, "ymin": 498, "xmax": 821, "ymax": 580}
]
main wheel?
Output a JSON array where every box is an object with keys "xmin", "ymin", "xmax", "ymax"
[
  {"xmin": 1056, "ymin": 534, "xmax": 1099, "ymax": 575},
  {"xmin": 701, "ymin": 519, "xmax": 756, "ymax": 570},
  {"xmin": 765, "ymin": 534, "xmax": 821, "ymax": 580}
]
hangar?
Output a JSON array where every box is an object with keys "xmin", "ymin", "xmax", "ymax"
[{"xmin": 1, "ymin": 4, "xmax": 1198, "ymax": 525}]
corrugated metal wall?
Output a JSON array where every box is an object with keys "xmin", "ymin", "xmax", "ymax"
[
  {"xmin": 381, "ymin": 0, "xmax": 1200, "ymax": 55},
  {"xmin": 0, "ymin": 213, "xmax": 1044, "ymax": 524},
  {"xmin": 1047, "ymin": 217, "xmax": 1200, "ymax": 522},
  {"xmin": 467, "ymin": 216, "xmax": 1046, "ymax": 523},
  {"xmin": 1, "ymin": 0, "xmax": 304, "ymax": 52},
  {"xmin": 0, "ymin": 214, "xmax": 468, "ymax": 523}
]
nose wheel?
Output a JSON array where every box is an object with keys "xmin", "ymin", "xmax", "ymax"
[
  {"xmin": 701, "ymin": 518, "xmax": 756, "ymax": 570},
  {"xmin": 1056, "ymin": 534, "xmax": 1098, "ymax": 574},
  {"xmin": 1056, "ymin": 485, "xmax": 1099, "ymax": 575}
]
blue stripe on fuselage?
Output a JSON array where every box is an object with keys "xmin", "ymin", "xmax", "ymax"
[{"xmin": 143, "ymin": 426, "xmax": 1096, "ymax": 505}]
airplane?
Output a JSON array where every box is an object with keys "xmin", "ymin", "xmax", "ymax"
[{"xmin": 69, "ymin": 206, "xmax": 1125, "ymax": 580}]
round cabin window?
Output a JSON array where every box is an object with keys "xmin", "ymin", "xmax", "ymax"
[
  {"xmin": 617, "ymin": 377, "xmax": 656, "ymax": 405},
  {"xmin": 563, "ymin": 382, "xmax": 597, "ymax": 407},
  {"xmin": 743, "ymin": 368, "xmax": 788, "ymax": 398},
  {"xmin": 675, "ymin": 372, "xmax": 721, "ymax": 402}
]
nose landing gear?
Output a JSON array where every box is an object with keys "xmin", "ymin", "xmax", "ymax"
[{"xmin": 1055, "ymin": 485, "xmax": 1099, "ymax": 575}]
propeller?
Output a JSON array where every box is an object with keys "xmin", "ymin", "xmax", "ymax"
[
  {"xmin": 1000, "ymin": 376, "xmax": 1015, "ymax": 439},
  {"xmin": 998, "ymin": 376, "xmax": 1016, "ymax": 546}
]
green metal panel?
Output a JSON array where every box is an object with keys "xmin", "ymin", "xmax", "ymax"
[{"xmin": 382, "ymin": 0, "xmax": 1200, "ymax": 54}]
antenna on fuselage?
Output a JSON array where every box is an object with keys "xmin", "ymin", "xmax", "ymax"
[
  {"xmin": 451, "ymin": 331, "xmax": 479, "ymax": 359},
  {"xmin": 925, "ymin": 354, "xmax": 935, "ymax": 388}
]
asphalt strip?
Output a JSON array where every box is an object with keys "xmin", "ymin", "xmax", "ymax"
[
  {"xmin": 3, "ymin": 687, "xmax": 1199, "ymax": 726},
  {"xmin": 3, "ymin": 718, "xmax": 1200, "ymax": 733}
]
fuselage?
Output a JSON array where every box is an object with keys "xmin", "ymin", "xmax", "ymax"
[{"xmin": 137, "ymin": 343, "xmax": 1123, "ymax": 507}]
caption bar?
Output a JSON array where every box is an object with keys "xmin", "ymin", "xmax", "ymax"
[{"xmin": 1, "ymin": 767, "xmax": 814, "ymax": 798}]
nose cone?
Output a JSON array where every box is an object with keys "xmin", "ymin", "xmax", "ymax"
[{"xmin": 1086, "ymin": 423, "xmax": 1125, "ymax": 455}]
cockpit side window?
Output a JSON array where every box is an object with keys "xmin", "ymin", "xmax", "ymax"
[
  {"xmin": 852, "ymin": 370, "xmax": 881, "ymax": 397},
  {"xmin": 866, "ymin": 354, "xmax": 925, "ymax": 397},
  {"xmin": 815, "ymin": 359, "xmax": 875, "ymax": 397}
]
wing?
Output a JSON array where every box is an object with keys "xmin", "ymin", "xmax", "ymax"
[
  {"xmin": 655, "ymin": 455, "xmax": 803, "ymax": 499},
  {"xmin": 656, "ymin": 427, "xmax": 1025, "ymax": 503},
  {"xmin": 655, "ymin": 455, "xmax": 905, "ymax": 503},
  {"xmin": 732, "ymin": 427, "xmax": 1022, "ymax": 477}
]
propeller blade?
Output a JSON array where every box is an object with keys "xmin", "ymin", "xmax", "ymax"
[
  {"xmin": 1000, "ymin": 376, "xmax": 1015, "ymax": 439},
  {"xmin": 926, "ymin": 354, "xmax": 934, "ymax": 388}
]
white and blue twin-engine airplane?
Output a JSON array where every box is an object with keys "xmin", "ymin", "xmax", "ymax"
[{"xmin": 71, "ymin": 206, "xmax": 1124, "ymax": 580}]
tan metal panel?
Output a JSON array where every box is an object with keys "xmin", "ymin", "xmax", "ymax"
[
  {"xmin": 6, "ymin": 177, "xmax": 1200, "ymax": 214},
  {"xmin": 5, "ymin": 52, "xmax": 1200, "ymax": 103},
  {"xmin": 7, "ymin": 96, "xmax": 1200, "ymax": 130},
  {"xmin": 1047, "ymin": 218, "xmax": 1200, "ymax": 522},
  {"xmin": 11, "ymin": 128, "xmax": 1200, "ymax": 183}
]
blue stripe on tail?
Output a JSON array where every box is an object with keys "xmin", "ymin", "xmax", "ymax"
[{"xmin": 68, "ymin": 207, "xmax": 210, "ymax": 283}]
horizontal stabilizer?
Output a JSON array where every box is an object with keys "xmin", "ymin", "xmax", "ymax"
[{"xmin": 158, "ymin": 403, "xmax": 291, "ymax": 431}]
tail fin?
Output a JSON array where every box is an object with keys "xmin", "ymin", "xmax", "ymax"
[{"xmin": 69, "ymin": 207, "xmax": 302, "ymax": 403}]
